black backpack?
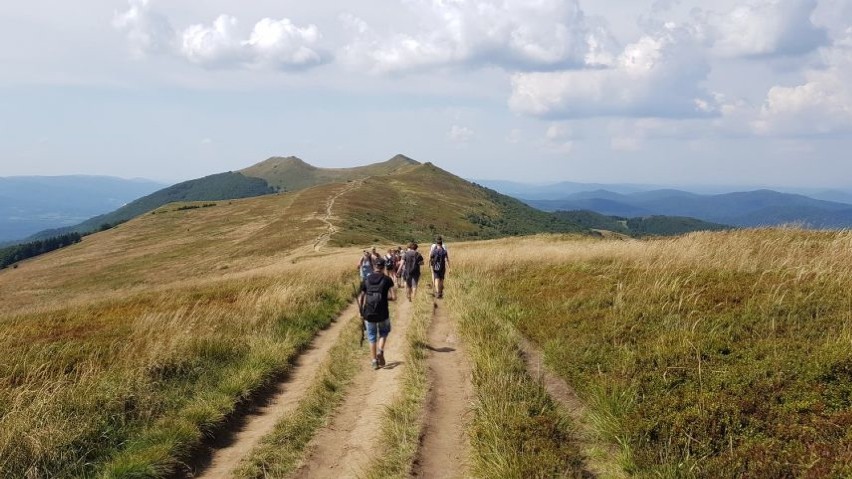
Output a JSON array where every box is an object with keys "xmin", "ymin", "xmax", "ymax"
[
  {"xmin": 362, "ymin": 274, "xmax": 385, "ymax": 321},
  {"xmin": 431, "ymin": 248, "xmax": 446, "ymax": 272}
]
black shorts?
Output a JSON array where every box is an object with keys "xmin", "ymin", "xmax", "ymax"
[
  {"xmin": 406, "ymin": 271, "xmax": 420, "ymax": 287},
  {"xmin": 433, "ymin": 269, "xmax": 445, "ymax": 280}
]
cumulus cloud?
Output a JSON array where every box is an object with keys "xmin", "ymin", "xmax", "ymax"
[
  {"xmin": 448, "ymin": 125, "xmax": 475, "ymax": 143},
  {"xmin": 752, "ymin": 31, "xmax": 852, "ymax": 135},
  {"xmin": 115, "ymin": 0, "xmax": 327, "ymax": 70},
  {"xmin": 509, "ymin": 24, "xmax": 714, "ymax": 119},
  {"xmin": 340, "ymin": 0, "xmax": 617, "ymax": 74},
  {"xmin": 694, "ymin": 0, "xmax": 828, "ymax": 57},
  {"xmin": 112, "ymin": 0, "xmax": 175, "ymax": 56}
]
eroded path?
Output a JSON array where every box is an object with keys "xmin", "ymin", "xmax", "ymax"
[
  {"xmin": 413, "ymin": 300, "xmax": 473, "ymax": 478},
  {"xmin": 313, "ymin": 179, "xmax": 365, "ymax": 251},
  {"xmin": 291, "ymin": 298, "xmax": 413, "ymax": 479},
  {"xmin": 193, "ymin": 302, "xmax": 360, "ymax": 479}
]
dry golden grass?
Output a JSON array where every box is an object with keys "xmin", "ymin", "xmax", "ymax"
[{"xmin": 0, "ymin": 182, "xmax": 378, "ymax": 478}]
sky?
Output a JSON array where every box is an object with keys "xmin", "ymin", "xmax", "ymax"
[{"xmin": 0, "ymin": 0, "xmax": 851, "ymax": 188}]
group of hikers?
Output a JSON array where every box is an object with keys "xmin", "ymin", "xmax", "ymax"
[{"xmin": 357, "ymin": 236, "xmax": 450, "ymax": 369}]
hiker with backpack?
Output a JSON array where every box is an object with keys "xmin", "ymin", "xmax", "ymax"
[
  {"xmin": 357, "ymin": 250, "xmax": 373, "ymax": 281},
  {"xmin": 359, "ymin": 259, "xmax": 396, "ymax": 370},
  {"xmin": 402, "ymin": 242, "xmax": 424, "ymax": 302},
  {"xmin": 430, "ymin": 238, "xmax": 450, "ymax": 299}
]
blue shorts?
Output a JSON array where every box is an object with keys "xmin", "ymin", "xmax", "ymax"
[{"xmin": 365, "ymin": 319, "xmax": 391, "ymax": 343}]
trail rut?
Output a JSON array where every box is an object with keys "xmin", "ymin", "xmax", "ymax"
[
  {"xmin": 291, "ymin": 298, "xmax": 413, "ymax": 479},
  {"xmin": 413, "ymin": 300, "xmax": 473, "ymax": 478},
  {"xmin": 521, "ymin": 337, "xmax": 627, "ymax": 479},
  {"xmin": 192, "ymin": 302, "xmax": 361, "ymax": 479}
]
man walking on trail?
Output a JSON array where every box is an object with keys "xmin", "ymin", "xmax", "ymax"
[
  {"xmin": 430, "ymin": 238, "xmax": 449, "ymax": 299},
  {"xmin": 359, "ymin": 259, "xmax": 396, "ymax": 370},
  {"xmin": 402, "ymin": 242, "xmax": 424, "ymax": 302}
]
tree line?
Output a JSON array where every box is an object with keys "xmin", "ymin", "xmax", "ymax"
[{"xmin": 0, "ymin": 233, "xmax": 82, "ymax": 269}]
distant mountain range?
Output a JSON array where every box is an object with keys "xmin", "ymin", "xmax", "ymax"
[
  {"xmin": 525, "ymin": 189, "xmax": 852, "ymax": 228},
  {"xmin": 11, "ymin": 156, "xmax": 729, "ymax": 248},
  {"xmin": 0, "ymin": 176, "xmax": 164, "ymax": 243}
]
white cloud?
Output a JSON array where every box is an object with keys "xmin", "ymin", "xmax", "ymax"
[
  {"xmin": 449, "ymin": 125, "xmax": 475, "ymax": 143},
  {"xmin": 537, "ymin": 123, "xmax": 575, "ymax": 153},
  {"xmin": 112, "ymin": 0, "xmax": 175, "ymax": 57},
  {"xmin": 115, "ymin": 1, "xmax": 326, "ymax": 71},
  {"xmin": 509, "ymin": 24, "xmax": 714, "ymax": 119},
  {"xmin": 694, "ymin": 0, "xmax": 828, "ymax": 57},
  {"xmin": 753, "ymin": 31, "xmax": 852, "ymax": 135},
  {"xmin": 180, "ymin": 15, "xmax": 244, "ymax": 67},
  {"xmin": 340, "ymin": 0, "xmax": 617, "ymax": 74},
  {"xmin": 246, "ymin": 18, "xmax": 324, "ymax": 69}
]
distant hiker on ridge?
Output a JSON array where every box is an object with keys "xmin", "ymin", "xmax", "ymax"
[
  {"xmin": 402, "ymin": 242, "xmax": 424, "ymax": 302},
  {"xmin": 430, "ymin": 237, "xmax": 449, "ymax": 299},
  {"xmin": 359, "ymin": 259, "xmax": 396, "ymax": 370}
]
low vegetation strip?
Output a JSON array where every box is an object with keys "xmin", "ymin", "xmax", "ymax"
[
  {"xmin": 361, "ymin": 289, "xmax": 432, "ymax": 479},
  {"xmin": 454, "ymin": 231, "xmax": 852, "ymax": 478},
  {"xmin": 446, "ymin": 273, "xmax": 586, "ymax": 478},
  {"xmin": 0, "ymin": 266, "xmax": 356, "ymax": 478},
  {"xmin": 232, "ymin": 314, "xmax": 363, "ymax": 479}
]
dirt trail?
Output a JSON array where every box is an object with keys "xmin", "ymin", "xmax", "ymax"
[
  {"xmin": 521, "ymin": 337, "xmax": 626, "ymax": 479},
  {"xmin": 193, "ymin": 302, "xmax": 361, "ymax": 479},
  {"xmin": 291, "ymin": 298, "xmax": 412, "ymax": 479},
  {"xmin": 412, "ymin": 300, "xmax": 473, "ymax": 478},
  {"xmin": 313, "ymin": 179, "xmax": 365, "ymax": 251}
]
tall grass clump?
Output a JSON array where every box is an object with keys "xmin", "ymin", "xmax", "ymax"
[
  {"xmin": 452, "ymin": 230, "xmax": 852, "ymax": 478},
  {"xmin": 0, "ymin": 256, "xmax": 358, "ymax": 478},
  {"xmin": 446, "ymin": 272, "xmax": 586, "ymax": 478}
]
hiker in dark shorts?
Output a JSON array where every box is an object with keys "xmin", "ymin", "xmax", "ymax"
[
  {"xmin": 402, "ymin": 242, "xmax": 424, "ymax": 302},
  {"xmin": 430, "ymin": 238, "xmax": 450, "ymax": 299},
  {"xmin": 359, "ymin": 259, "xmax": 396, "ymax": 370}
]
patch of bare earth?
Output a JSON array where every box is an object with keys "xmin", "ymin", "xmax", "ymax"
[
  {"xmin": 521, "ymin": 337, "xmax": 627, "ymax": 479},
  {"xmin": 191, "ymin": 302, "xmax": 361, "ymax": 479},
  {"xmin": 291, "ymin": 298, "xmax": 413, "ymax": 479},
  {"xmin": 412, "ymin": 298, "xmax": 473, "ymax": 478}
]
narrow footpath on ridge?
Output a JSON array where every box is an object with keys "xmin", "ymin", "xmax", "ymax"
[
  {"xmin": 291, "ymin": 297, "xmax": 414, "ymax": 478},
  {"xmin": 194, "ymin": 301, "xmax": 361, "ymax": 479},
  {"xmin": 412, "ymin": 299, "xmax": 473, "ymax": 478},
  {"xmin": 313, "ymin": 179, "xmax": 365, "ymax": 251}
]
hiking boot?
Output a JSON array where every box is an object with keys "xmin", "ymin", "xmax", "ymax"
[
  {"xmin": 371, "ymin": 359, "xmax": 379, "ymax": 370},
  {"xmin": 377, "ymin": 351, "xmax": 386, "ymax": 367}
]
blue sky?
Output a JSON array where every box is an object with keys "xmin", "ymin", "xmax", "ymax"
[{"xmin": 1, "ymin": 0, "xmax": 851, "ymax": 187}]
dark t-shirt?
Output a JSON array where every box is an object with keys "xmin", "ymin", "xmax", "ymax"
[
  {"xmin": 404, "ymin": 250, "xmax": 424, "ymax": 276},
  {"xmin": 360, "ymin": 273, "xmax": 395, "ymax": 321}
]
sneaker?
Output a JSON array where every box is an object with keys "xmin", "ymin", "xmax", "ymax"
[
  {"xmin": 377, "ymin": 351, "xmax": 386, "ymax": 367},
  {"xmin": 371, "ymin": 359, "xmax": 380, "ymax": 370}
]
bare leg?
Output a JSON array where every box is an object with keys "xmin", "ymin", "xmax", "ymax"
[{"xmin": 369, "ymin": 342, "xmax": 377, "ymax": 360}]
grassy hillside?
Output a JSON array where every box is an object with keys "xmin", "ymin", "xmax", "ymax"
[
  {"xmin": 331, "ymin": 163, "xmax": 584, "ymax": 246},
  {"xmin": 27, "ymin": 172, "xmax": 274, "ymax": 241},
  {"xmin": 0, "ymin": 181, "xmax": 370, "ymax": 477},
  {"xmin": 450, "ymin": 232, "xmax": 852, "ymax": 477},
  {"xmin": 241, "ymin": 154, "xmax": 420, "ymax": 192}
]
